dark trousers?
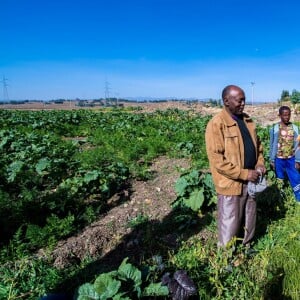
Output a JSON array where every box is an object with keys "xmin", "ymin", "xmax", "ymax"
[{"xmin": 217, "ymin": 184, "xmax": 256, "ymax": 247}]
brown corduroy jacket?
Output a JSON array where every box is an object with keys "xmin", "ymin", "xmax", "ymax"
[{"xmin": 205, "ymin": 108, "xmax": 264, "ymax": 195}]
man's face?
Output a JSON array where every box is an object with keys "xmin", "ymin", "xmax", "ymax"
[
  {"xmin": 280, "ymin": 109, "xmax": 291, "ymax": 125},
  {"xmin": 224, "ymin": 88, "xmax": 245, "ymax": 115}
]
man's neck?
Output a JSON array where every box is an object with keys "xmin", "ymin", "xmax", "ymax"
[{"xmin": 280, "ymin": 121, "xmax": 290, "ymax": 127}]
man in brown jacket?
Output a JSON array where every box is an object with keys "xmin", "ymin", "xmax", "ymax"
[{"xmin": 205, "ymin": 85, "xmax": 266, "ymax": 248}]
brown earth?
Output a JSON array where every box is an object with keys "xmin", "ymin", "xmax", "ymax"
[
  {"xmin": 4, "ymin": 100, "xmax": 299, "ymax": 272},
  {"xmin": 48, "ymin": 156, "xmax": 192, "ymax": 269}
]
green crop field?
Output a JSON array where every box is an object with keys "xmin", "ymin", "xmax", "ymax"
[{"xmin": 0, "ymin": 107, "xmax": 299, "ymax": 300}]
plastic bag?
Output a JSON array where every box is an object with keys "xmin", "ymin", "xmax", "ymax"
[
  {"xmin": 161, "ymin": 270, "xmax": 197, "ymax": 300},
  {"xmin": 247, "ymin": 171, "xmax": 268, "ymax": 198}
]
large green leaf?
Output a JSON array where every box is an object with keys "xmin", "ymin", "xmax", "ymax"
[
  {"xmin": 203, "ymin": 172, "xmax": 214, "ymax": 190},
  {"xmin": 175, "ymin": 177, "xmax": 189, "ymax": 196},
  {"xmin": 77, "ymin": 283, "xmax": 100, "ymax": 300},
  {"xmin": 175, "ymin": 170, "xmax": 200, "ymax": 197},
  {"xmin": 185, "ymin": 188, "xmax": 205, "ymax": 211},
  {"xmin": 118, "ymin": 258, "xmax": 142, "ymax": 296},
  {"xmin": 35, "ymin": 157, "xmax": 51, "ymax": 175},
  {"xmin": 143, "ymin": 282, "xmax": 169, "ymax": 297},
  {"xmin": 83, "ymin": 170, "xmax": 100, "ymax": 183},
  {"xmin": 7, "ymin": 160, "xmax": 24, "ymax": 182},
  {"xmin": 0, "ymin": 135, "xmax": 9, "ymax": 149},
  {"xmin": 188, "ymin": 169, "xmax": 201, "ymax": 185},
  {"xmin": 118, "ymin": 258, "xmax": 142, "ymax": 283},
  {"xmin": 94, "ymin": 273, "xmax": 121, "ymax": 299}
]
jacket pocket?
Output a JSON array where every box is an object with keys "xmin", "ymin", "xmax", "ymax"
[
  {"xmin": 224, "ymin": 132, "xmax": 238, "ymax": 149},
  {"xmin": 224, "ymin": 131, "xmax": 240, "ymax": 166}
]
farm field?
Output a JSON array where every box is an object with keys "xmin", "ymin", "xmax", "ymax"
[
  {"xmin": 0, "ymin": 99, "xmax": 289, "ymax": 126},
  {"xmin": 0, "ymin": 102, "xmax": 299, "ymax": 300}
]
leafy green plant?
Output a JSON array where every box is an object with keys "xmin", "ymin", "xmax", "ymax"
[
  {"xmin": 173, "ymin": 169, "xmax": 217, "ymax": 211},
  {"xmin": 169, "ymin": 191, "xmax": 300, "ymax": 299},
  {"xmin": 75, "ymin": 257, "xmax": 169, "ymax": 299},
  {"xmin": 25, "ymin": 214, "xmax": 75, "ymax": 249},
  {"xmin": 1, "ymin": 108, "xmax": 299, "ymax": 300},
  {"xmin": 127, "ymin": 214, "xmax": 149, "ymax": 228},
  {"xmin": 0, "ymin": 256, "xmax": 62, "ymax": 300},
  {"xmin": 256, "ymin": 203, "xmax": 300, "ymax": 299}
]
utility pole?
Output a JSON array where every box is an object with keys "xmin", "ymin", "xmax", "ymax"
[
  {"xmin": 251, "ymin": 82, "xmax": 255, "ymax": 109},
  {"xmin": 104, "ymin": 79, "xmax": 110, "ymax": 106},
  {"xmin": 1, "ymin": 76, "xmax": 9, "ymax": 101},
  {"xmin": 115, "ymin": 92, "xmax": 119, "ymax": 106}
]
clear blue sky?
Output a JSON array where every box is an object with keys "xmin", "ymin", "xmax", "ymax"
[{"xmin": 1, "ymin": 0, "xmax": 300, "ymax": 101}]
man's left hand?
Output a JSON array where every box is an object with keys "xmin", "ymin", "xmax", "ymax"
[{"xmin": 256, "ymin": 165, "xmax": 266, "ymax": 175}]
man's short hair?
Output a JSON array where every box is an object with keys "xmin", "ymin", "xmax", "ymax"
[
  {"xmin": 221, "ymin": 85, "xmax": 243, "ymax": 101},
  {"xmin": 279, "ymin": 105, "xmax": 291, "ymax": 115}
]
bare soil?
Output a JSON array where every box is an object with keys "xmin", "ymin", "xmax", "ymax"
[{"xmin": 49, "ymin": 156, "xmax": 192, "ymax": 269}]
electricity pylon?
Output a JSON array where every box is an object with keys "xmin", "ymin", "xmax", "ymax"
[
  {"xmin": 1, "ymin": 76, "xmax": 9, "ymax": 101},
  {"xmin": 104, "ymin": 79, "xmax": 110, "ymax": 106}
]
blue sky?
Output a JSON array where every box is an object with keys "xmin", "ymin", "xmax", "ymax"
[{"xmin": 1, "ymin": 0, "xmax": 300, "ymax": 101}]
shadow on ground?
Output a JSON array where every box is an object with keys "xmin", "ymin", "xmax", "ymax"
[
  {"xmin": 52, "ymin": 205, "xmax": 214, "ymax": 298},
  {"xmin": 49, "ymin": 183, "xmax": 291, "ymax": 299}
]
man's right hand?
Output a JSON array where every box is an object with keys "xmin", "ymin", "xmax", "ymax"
[
  {"xmin": 270, "ymin": 162, "xmax": 275, "ymax": 170},
  {"xmin": 247, "ymin": 169, "xmax": 260, "ymax": 182}
]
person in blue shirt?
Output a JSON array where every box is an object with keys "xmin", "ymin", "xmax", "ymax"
[{"xmin": 269, "ymin": 105, "xmax": 300, "ymax": 201}]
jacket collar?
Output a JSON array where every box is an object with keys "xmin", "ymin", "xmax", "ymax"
[{"xmin": 220, "ymin": 108, "xmax": 252, "ymax": 126}]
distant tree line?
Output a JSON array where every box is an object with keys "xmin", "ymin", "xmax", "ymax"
[{"xmin": 280, "ymin": 89, "xmax": 300, "ymax": 104}]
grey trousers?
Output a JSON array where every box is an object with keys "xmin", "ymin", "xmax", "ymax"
[{"xmin": 217, "ymin": 184, "xmax": 256, "ymax": 247}]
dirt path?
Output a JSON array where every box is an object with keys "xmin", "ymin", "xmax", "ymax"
[{"xmin": 48, "ymin": 157, "xmax": 191, "ymax": 269}]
